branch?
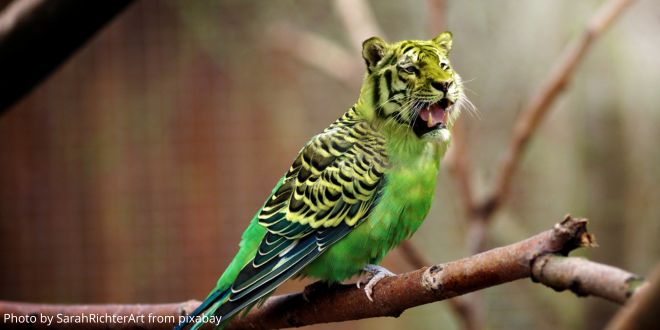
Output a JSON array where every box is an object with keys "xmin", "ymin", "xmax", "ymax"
[
  {"xmin": 438, "ymin": 0, "xmax": 637, "ymax": 256},
  {"xmin": 0, "ymin": 0, "xmax": 135, "ymax": 113},
  {"xmin": 443, "ymin": 120, "xmax": 476, "ymax": 219},
  {"xmin": 605, "ymin": 263, "xmax": 660, "ymax": 330},
  {"xmin": 426, "ymin": 0, "xmax": 446, "ymax": 34},
  {"xmin": 0, "ymin": 216, "xmax": 647, "ymax": 329},
  {"xmin": 477, "ymin": 0, "xmax": 635, "ymax": 221},
  {"xmin": 399, "ymin": 239, "xmax": 480, "ymax": 330},
  {"xmin": 532, "ymin": 255, "xmax": 645, "ymax": 304},
  {"xmin": 435, "ymin": 0, "xmax": 636, "ymax": 325},
  {"xmin": 270, "ymin": 0, "xmax": 387, "ymax": 88},
  {"xmin": 268, "ymin": 22, "xmax": 362, "ymax": 88},
  {"xmin": 398, "ymin": 240, "xmax": 432, "ymax": 270},
  {"xmin": 226, "ymin": 216, "xmax": 630, "ymax": 329}
]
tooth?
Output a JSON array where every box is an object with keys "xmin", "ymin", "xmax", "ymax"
[{"xmin": 427, "ymin": 111, "xmax": 434, "ymax": 128}]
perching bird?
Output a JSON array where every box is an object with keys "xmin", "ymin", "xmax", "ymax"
[{"xmin": 176, "ymin": 32, "xmax": 471, "ymax": 329}]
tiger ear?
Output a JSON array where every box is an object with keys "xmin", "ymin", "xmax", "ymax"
[
  {"xmin": 433, "ymin": 31, "xmax": 453, "ymax": 53},
  {"xmin": 362, "ymin": 37, "xmax": 388, "ymax": 71}
]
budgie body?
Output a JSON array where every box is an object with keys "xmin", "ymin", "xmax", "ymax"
[{"xmin": 177, "ymin": 32, "xmax": 469, "ymax": 329}]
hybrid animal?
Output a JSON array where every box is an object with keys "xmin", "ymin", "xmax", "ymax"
[{"xmin": 176, "ymin": 32, "xmax": 471, "ymax": 329}]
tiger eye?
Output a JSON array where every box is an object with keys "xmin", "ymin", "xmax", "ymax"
[{"xmin": 402, "ymin": 66, "xmax": 415, "ymax": 73}]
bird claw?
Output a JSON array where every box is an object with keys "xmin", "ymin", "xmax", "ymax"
[{"xmin": 356, "ymin": 264, "xmax": 395, "ymax": 302}]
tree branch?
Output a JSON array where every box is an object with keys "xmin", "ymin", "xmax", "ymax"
[
  {"xmin": 532, "ymin": 255, "xmax": 645, "ymax": 304},
  {"xmin": 477, "ymin": 0, "xmax": 635, "ymax": 223},
  {"xmin": 0, "ymin": 0, "xmax": 135, "ymax": 113},
  {"xmin": 426, "ymin": 0, "xmax": 446, "ymax": 34},
  {"xmin": 399, "ymin": 238, "xmax": 480, "ymax": 330},
  {"xmin": 225, "ymin": 216, "xmax": 636, "ymax": 329},
  {"xmin": 0, "ymin": 216, "xmax": 648, "ymax": 329},
  {"xmin": 444, "ymin": 120, "xmax": 477, "ymax": 221},
  {"xmin": 425, "ymin": 0, "xmax": 637, "ymax": 326},
  {"xmin": 268, "ymin": 22, "xmax": 361, "ymax": 88},
  {"xmin": 605, "ymin": 263, "xmax": 660, "ymax": 330}
]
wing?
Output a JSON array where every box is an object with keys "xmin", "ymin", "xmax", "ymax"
[{"xmin": 214, "ymin": 115, "xmax": 388, "ymax": 323}]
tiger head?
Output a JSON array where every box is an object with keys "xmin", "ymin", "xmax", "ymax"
[{"xmin": 359, "ymin": 32, "xmax": 468, "ymax": 141}]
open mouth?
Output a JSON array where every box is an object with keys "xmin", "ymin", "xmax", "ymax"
[{"xmin": 412, "ymin": 98, "xmax": 453, "ymax": 137}]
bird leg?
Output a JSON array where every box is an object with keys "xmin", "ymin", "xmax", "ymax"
[{"xmin": 357, "ymin": 264, "xmax": 395, "ymax": 302}]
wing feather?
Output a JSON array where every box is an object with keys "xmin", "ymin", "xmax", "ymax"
[{"xmin": 212, "ymin": 113, "xmax": 388, "ymax": 325}]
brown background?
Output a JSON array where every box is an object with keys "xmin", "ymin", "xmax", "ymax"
[{"xmin": 1, "ymin": 1, "xmax": 658, "ymax": 329}]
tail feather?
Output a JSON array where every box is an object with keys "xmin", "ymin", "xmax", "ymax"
[{"xmin": 175, "ymin": 288, "xmax": 230, "ymax": 330}]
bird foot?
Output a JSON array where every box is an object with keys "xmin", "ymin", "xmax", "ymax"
[{"xmin": 356, "ymin": 264, "xmax": 395, "ymax": 302}]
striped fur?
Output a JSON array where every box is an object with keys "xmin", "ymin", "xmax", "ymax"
[
  {"xmin": 176, "ymin": 32, "xmax": 465, "ymax": 330},
  {"xmin": 359, "ymin": 32, "xmax": 465, "ymax": 137}
]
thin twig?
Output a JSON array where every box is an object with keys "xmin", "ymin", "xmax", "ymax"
[
  {"xmin": 268, "ymin": 22, "xmax": 362, "ymax": 88},
  {"xmin": 426, "ymin": 0, "xmax": 446, "ymax": 34},
  {"xmin": 444, "ymin": 119, "xmax": 476, "ymax": 216},
  {"xmin": 398, "ymin": 240, "xmax": 432, "ymax": 270},
  {"xmin": 477, "ymin": 0, "xmax": 635, "ymax": 223},
  {"xmin": 448, "ymin": 0, "xmax": 637, "ymax": 255}
]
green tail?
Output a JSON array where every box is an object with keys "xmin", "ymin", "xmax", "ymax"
[
  {"xmin": 176, "ymin": 196, "xmax": 273, "ymax": 329},
  {"xmin": 175, "ymin": 287, "xmax": 230, "ymax": 330}
]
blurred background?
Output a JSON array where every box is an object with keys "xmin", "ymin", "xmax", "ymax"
[{"xmin": 0, "ymin": 0, "xmax": 658, "ymax": 329}]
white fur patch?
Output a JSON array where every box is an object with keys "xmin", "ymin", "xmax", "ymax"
[{"xmin": 423, "ymin": 128, "xmax": 451, "ymax": 142}]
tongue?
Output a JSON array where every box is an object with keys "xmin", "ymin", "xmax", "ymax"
[{"xmin": 420, "ymin": 103, "xmax": 447, "ymax": 128}]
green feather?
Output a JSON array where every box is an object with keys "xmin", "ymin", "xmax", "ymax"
[{"xmin": 177, "ymin": 32, "xmax": 467, "ymax": 329}]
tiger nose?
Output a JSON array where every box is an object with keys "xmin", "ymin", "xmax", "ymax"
[{"xmin": 431, "ymin": 80, "xmax": 450, "ymax": 93}]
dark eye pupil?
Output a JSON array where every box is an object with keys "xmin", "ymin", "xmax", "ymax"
[{"xmin": 403, "ymin": 66, "xmax": 415, "ymax": 73}]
